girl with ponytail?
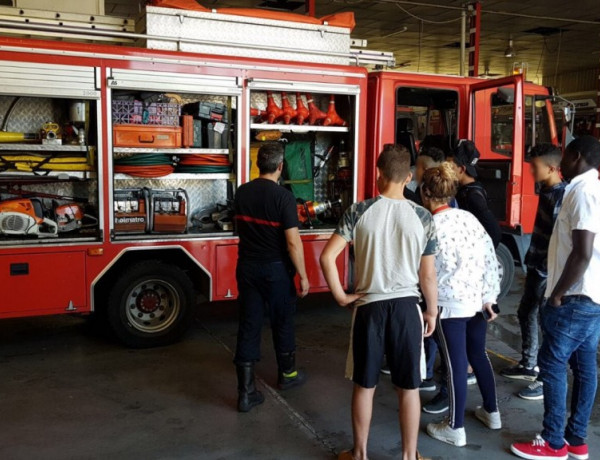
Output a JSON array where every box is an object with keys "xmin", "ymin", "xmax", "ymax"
[{"xmin": 421, "ymin": 163, "xmax": 502, "ymax": 447}]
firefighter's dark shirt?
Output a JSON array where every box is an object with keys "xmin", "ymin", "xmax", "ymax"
[{"xmin": 234, "ymin": 178, "xmax": 299, "ymax": 263}]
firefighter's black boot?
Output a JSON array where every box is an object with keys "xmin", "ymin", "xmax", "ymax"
[
  {"xmin": 236, "ymin": 362, "xmax": 264, "ymax": 413},
  {"xmin": 277, "ymin": 352, "xmax": 306, "ymax": 390}
]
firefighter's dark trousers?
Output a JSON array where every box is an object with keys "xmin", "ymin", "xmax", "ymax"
[{"xmin": 234, "ymin": 259, "xmax": 297, "ymax": 364}]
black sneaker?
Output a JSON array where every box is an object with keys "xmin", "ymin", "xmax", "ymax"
[
  {"xmin": 423, "ymin": 392, "xmax": 449, "ymax": 414},
  {"xmin": 380, "ymin": 365, "xmax": 391, "ymax": 375},
  {"xmin": 419, "ymin": 379, "xmax": 437, "ymax": 392},
  {"xmin": 278, "ymin": 369, "xmax": 306, "ymax": 390},
  {"xmin": 500, "ymin": 364, "xmax": 539, "ymax": 381}
]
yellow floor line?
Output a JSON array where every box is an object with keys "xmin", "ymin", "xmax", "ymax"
[{"xmin": 487, "ymin": 348, "xmax": 519, "ymax": 365}]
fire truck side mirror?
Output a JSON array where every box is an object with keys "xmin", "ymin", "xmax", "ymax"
[
  {"xmin": 562, "ymin": 106, "xmax": 572, "ymax": 123},
  {"xmin": 561, "ymin": 125, "xmax": 575, "ymax": 154}
]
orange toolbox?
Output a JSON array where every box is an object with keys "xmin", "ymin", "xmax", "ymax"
[{"xmin": 113, "ymin": 124, "xmax": 182, "ymax": 148}]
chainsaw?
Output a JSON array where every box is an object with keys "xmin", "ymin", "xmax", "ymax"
[
  {"xmin": 53, "ymin": 201, "xmax": 98, "ymax": 233},
  {"xmin": 0, "ymin": 198, "xmax": 58, "ymax": 238},
  {"xmin": 0, "ymin": 187, "xmax": 97, "ymax": 234}
]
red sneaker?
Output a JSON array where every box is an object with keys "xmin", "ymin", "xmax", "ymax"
[
  {"xmin": 566, "ymin": 442, "xmax": 588, "ymax": 460},
  {"xmin": 511, "ymin": 435, "xmax": 568, "ymax": 460}
]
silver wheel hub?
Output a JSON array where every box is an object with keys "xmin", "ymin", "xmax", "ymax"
[{"xmin": 125, "ymin": 279, "xmax": 180, "ymax": 334}]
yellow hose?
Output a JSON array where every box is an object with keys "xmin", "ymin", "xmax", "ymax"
[{"xmin": 0, "ymin": 132, "xmax": 26, "ymax": 143}]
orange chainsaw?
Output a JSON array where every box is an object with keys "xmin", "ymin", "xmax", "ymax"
[{"xmin": 0, "ymin": 198, "xmax": 58, "ymax": 237}]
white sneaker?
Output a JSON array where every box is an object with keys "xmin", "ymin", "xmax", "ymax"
[
  {"xmin": 427, "ymin": 420, "xmax": 467, "ymax": 447},
  {"xmin": 475, "ymin": 406, "xmax": 502, "ymax": 430},
  {"xmin": 467, "ymin": 373, "xmax": 478, "ymax": 386}
]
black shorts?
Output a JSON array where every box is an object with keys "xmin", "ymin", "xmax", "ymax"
[{"xmin": 352, "ymin": 296, "xmax": 423, "ymax": 389}]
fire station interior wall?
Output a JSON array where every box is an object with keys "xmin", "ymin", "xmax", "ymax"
[{"xmin": 14, "ymin": 0, "xmax": 104, "ymax": 16}]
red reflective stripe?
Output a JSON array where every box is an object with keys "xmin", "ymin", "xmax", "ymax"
[{"xmin": 235, "ymin": 215, "xmax": 282, "ymax": 228}]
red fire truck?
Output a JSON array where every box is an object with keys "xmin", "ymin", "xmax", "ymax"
[{"xmin": 0, "ymin": 5, "xmax": 557, "ymax": 347}]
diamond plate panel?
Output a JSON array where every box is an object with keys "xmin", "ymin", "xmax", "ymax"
[
  {"xmin": 0, "ymin": 96, "xmax": 61, "ymax": 134},
  {"xmin": 141, "ymin": 6, "xmax": 351, "ymax": 65},
  {"xmin": 0, "ymin": 180, "xmax": 98, "ymax": 205}
]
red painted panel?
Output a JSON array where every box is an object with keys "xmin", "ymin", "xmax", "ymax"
[
  {"xmin": 303, "ymin": 238, "xmax": 347, "ymax": 290},
  {"xmin": 215, "ymin": 245, "xmax": 238, "ymax": 299},
  {"xmin": 0, "ymin": 251, "xmax": 86, "ymax": 315}
]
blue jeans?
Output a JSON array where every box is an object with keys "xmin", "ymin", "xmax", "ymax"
[
  {"xmin": 234, "ymin": 260, "xmax": 297, "ymax": 363},
  {"xmin": 424, "ymin": 336, "xmax": 438, "ymax": 380},
  {"xmin": 539, "ymin": 296, "xmax": 600, "ymax": 448}
]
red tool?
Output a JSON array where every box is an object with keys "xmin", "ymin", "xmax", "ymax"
[
  {"xmin": 323, "ymin": 94, "xmax": 347, "ymax": 127},
  {"xmin": 306, "ymin": 93, "xmax": 326, "ymax": 125},
  {"xmin": 280, "ymin": 92, "xmax": 297, "ymax": 125},
  {"xmin": 265, "ymin": 91, "xmax": 284, "ymax": 124},
  {"xmin": 296, "ymin": 199, "xmax": 340, "ymax": 227},
  {"xmin": 250, "ymin": 107, "xmax": 266, "ymax": 118},
  {"xmin": 295, "ymin": 93, "xmax": 309, "ymax": 125},
  {"xmin": 54, "ymin": 203, "xmax": 91, "ymax": 233}
]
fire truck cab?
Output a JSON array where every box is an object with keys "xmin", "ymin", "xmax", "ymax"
[{"xmin": 367, "ymin": 71, "xmax": 558, "ymax": 298}]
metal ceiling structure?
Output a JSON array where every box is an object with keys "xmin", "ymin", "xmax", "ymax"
[{"xmin": 41, "ymin": 0, "xmax": 600, "ymax": 86}]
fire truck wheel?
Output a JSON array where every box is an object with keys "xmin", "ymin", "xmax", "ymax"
[
  {"xmin": 496, "ymin": 243, "xmax": 515, "ymax": 301},
  {"xmin": 107, "ymin": 261, "xmax": 196, "ymax": 348}
]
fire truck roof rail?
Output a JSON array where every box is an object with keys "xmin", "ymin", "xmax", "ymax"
[
  {"xmin": 0, "ymin": 5, "xmax": 134, "ymax": 44},
  {"xmin": 350, "ymin": 49, "xmax": 396, "ymax": 67}
]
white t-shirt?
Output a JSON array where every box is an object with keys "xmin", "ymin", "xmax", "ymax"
[
  {"xmin": 335, "ymin": 195, "xmax": 438, "ymax": 307},
  {"xmin": 433, "ymin": 208, "xmax": 500, "ymax": 318},
  {"xmin": 546, "ymin": 168, "xmax": 600, "ymax": 304}
]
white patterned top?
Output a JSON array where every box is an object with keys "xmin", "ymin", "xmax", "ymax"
[{"xmin": 433, "ymin": 208, "xmax": 500, "ymax": 318}]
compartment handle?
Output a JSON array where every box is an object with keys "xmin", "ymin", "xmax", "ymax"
[{"xmin": 138, "ymin": 134, "xmax": 155, "ymax": 144}]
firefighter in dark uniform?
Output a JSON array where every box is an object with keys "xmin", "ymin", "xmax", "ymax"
[{"xmin": 233, "ymin": 142, "xmax": 309, "ymax": 412}]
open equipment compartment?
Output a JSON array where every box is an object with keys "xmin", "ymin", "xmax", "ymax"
[
  {"xmin": 0, "ymin": 60, "xmax": 102, "ymax": 245},
  {"xmin": 247, "ymin": 79, "xmax": 359, "ymax": 230},
  {"xmin": 108, "ymin": 68, "xmax": 241, "ymax": 240}
]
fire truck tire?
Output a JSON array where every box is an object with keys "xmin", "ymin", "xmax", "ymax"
[
  {"xmin": 496, "ymin": 243, "xmax": 515, "ymax": 300},
  {"xmin": 107, "ymin": 261, "xmax": 196, "ymax": 348}
]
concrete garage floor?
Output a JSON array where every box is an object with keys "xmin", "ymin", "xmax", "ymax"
[{"xmin": 1, "ymin": 274, "xmax": 600, "ymax": 460}]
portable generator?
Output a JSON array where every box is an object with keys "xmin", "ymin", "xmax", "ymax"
[
  {"xmin": 113, "ymin": 188, "xmax": 149, "ymax": 234},
  {"xmin": 148, "ymin": 188, "xmax": 188, "ymax": 234}
]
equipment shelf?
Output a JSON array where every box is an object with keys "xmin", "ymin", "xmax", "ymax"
[
  {"xmin": 0, "ymin": 171, "xmax": 94, "ymax": 180},
  {"xmin": 250, "ymin": 123, "xmax": 349, "ymax": 133},
  {"xmin": 113, "ymin": 172, "xmax": 233, "ymax": 181},
  {"xmin": 113, "ymin": 147, "xmax": 229, "ymax": 155},
  {"xmin": 0, "ymin": 144, "xmax": 91, "ymax": 151}
]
